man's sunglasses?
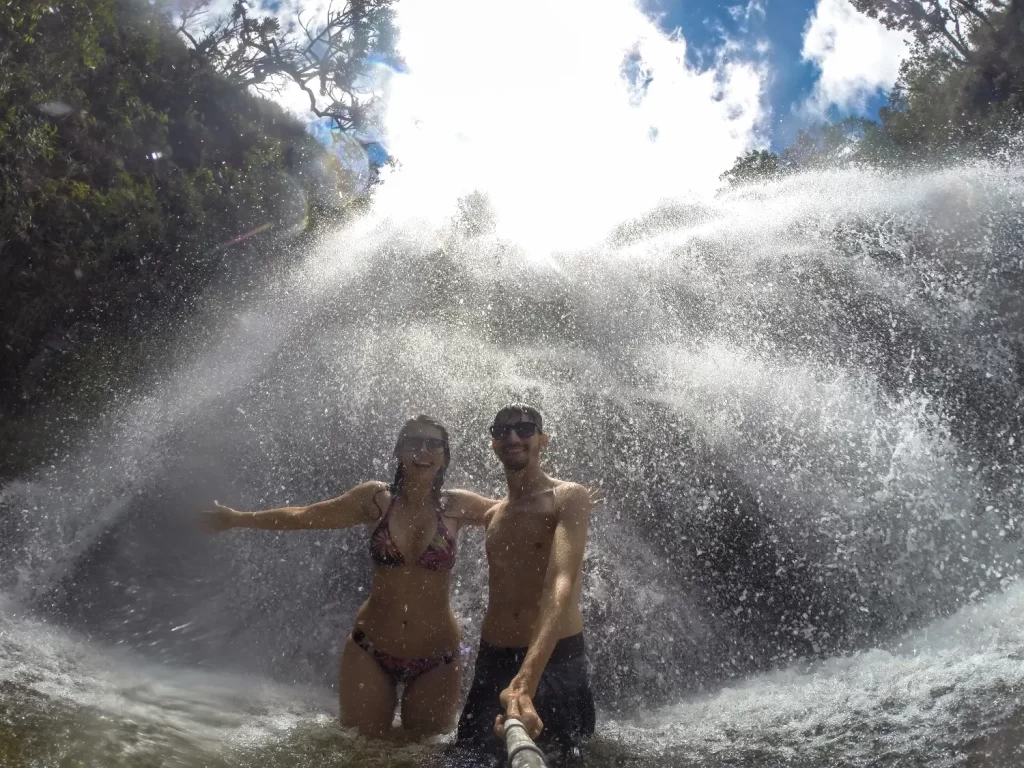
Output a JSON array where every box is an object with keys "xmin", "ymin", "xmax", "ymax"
[
  {"xmin": 489, "ymin": 422, "xmax": 541, "ymax": 440},
  {"xmin": 398, "ymin": 436, "xmax": 446, "ymax": 454}
]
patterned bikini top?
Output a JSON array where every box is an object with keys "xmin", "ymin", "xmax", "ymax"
[{"xmin": 369, "ymin": 490, "xmax": 456, "ymax": 572}]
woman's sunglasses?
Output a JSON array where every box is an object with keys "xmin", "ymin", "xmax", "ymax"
[
  {"xmin": 398, "ymin": 436, "xmax": 446, "ymax": 454},
  {"xmin": 489, "ymin": 422, "xmax": 541, "ymax": 440}
]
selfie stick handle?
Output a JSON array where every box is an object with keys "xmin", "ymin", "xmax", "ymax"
[{"xmin": 504, "ymin": 718, "xmax": 548, "ymax": 768}]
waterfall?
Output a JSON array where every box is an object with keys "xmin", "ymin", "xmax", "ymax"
[
  {"xmin": 3, "ymin": 163, "xmax": 1022, "ymax": 712},
  {"xmin": 2, "ymin": 0, "xmax": 1023, "ymax": 763}
]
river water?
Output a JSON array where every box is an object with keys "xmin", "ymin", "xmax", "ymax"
[{"xmin": 2, "ymin": 580, "xmax": 1023, "ymax": 766}]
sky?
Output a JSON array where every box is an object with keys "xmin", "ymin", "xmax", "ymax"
[
  {"xmin": 650, "ymin": 0, "xmax": 910, "ymax": 148},
  {"xmin": 254, "ymin": 0, "xmax": 912, "ymax": 154},
  {"xmin": 234, "ymin": 0, "xmax": 913, "ymax": 247},
  {"xmin": 367, "ymin": 0, "xmax": 913, "ymax": 245}
]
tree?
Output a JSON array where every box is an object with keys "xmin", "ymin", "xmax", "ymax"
[
  {"xmin": 865, "ymin": 0, "xmax": 1024, "ymax": 149},
  {"xmin": 720, "ymin": 117, "xmax": 881, "ymax": 188},
  {"xmin": 720, "ymin": 149, "xmax": 781, "ymax": 186},
  {"xmin": 172, "ymin": 0, "xmax": 399, "ymax": 132},
  {"xmin": 849, "ymin": 0, "xmax": 1005, "ymax": 64},
  {"xmin": 0, "ymin": 0, "xmax": 356, "ymax": 435}
]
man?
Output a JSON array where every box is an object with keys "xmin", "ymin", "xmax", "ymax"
[{"xmin": 454, "ymin": 404, "xmax": 596, "ymax": 760}]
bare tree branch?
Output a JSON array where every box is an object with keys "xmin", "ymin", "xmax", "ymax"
[
  {"xmin": 169, "ymin": 0, "xmax": 398, "ymax": 132},
  {"xmin": 849, "ymin": 0, "xmax": 989, "ymax": 62}
]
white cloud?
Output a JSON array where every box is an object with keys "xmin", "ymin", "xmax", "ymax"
[
  {"xmin": 370, "ymin": 0, "xmax": 768, "ymax": 251},
  {"xmin": 728, "ymin": 0, "xmax": 767, "ymax": 25},
  {"xmin": 801, "ymin": 0, "xmax": 910, "ymax": 114}
]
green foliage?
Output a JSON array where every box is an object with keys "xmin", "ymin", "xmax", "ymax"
[
  {"xmin": 849, "ymin": 0, "xmax": 995, "ymax": 65},
  {"xmin": 719, "ymin": 149, "xmax": 781, "ymax": 186},
  {"xmin": 723, "ymin": 0, "xmax": 1024, "ymax": 185},
  {"xmin": 721, "ymin": 119, "xmax": 878, "ymax": 186},
  {"xmin": 0, "ymin": 0, "xmax": 379, "ymax": 437}
]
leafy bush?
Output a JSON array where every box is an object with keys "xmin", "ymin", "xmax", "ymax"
[
  {"xmin": 0, "ymin": 0, "xmax": 366, "ymax": 420},
  {"xmin": 1, "ymin": 0, "xmax": 397, "ymax": 475},
  {"xmin": 722, "ymin": 1, "xmax": 1024, "ymax": 183}
]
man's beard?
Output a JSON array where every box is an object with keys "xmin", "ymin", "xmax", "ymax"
[{"xmin": 499, "ymin": 451, "xmax": 529, "ymax": 472}]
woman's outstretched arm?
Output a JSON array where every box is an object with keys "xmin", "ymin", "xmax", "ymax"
[{"xmin": 200, "ymin": 481, "xmax": 384, "ymax": 533}]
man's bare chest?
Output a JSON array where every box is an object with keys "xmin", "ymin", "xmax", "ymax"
[{"xmin": 486, "ymin": 503, "xmax": 558, "ymax": 559}]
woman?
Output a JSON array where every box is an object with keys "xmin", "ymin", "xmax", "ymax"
[{"xmin": 200, "ymin": 415, "xmax": 496, "ymax": 738}]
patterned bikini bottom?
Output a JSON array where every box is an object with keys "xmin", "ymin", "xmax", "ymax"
[{"xmin": 351, "ymin": 628, "xmax": 464, "ymax": 687}]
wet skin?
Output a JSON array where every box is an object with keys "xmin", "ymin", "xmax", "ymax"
[
  {"xmin": 199, "ymin": 422, "xmax": 496, "ymax": 738},
  {"xmin": 481, "ymin": 484, "xmax": 586, "ymax": 647},
  {"xmin": 478, "ymin": 413, "xmax": 594, "ymax": 740}
]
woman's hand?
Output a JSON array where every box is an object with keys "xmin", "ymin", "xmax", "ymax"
[{"xmin": 199, "ymin": 502, "xmax": 241, "ymax": 533}]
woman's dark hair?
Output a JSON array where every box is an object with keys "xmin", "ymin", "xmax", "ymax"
[{"xmin": 390, "ymin": 415, "xmax": 451, "ymax": 504}]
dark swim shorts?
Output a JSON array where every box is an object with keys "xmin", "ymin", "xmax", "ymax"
[{"xmin": 454, "ymin": 633, "xmax": 596, "ymax": 759}]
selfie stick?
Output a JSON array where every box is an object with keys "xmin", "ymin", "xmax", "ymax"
[{"xmin": 504, "ymin": 718, "xmax": 548, "ymax": 768}]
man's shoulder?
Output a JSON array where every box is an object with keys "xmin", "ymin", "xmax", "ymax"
[
  {"xmin": 550, "ymin": 478, "xmax": 587, "ymax": 493},
  {"xmin": 551, "ymin": 480, "xmax": 592, "ymax": 514}
]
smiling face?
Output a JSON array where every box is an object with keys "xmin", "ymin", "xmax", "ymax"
[
  {"xmin": 490, "ymin": 411, "xmax": 548, "ymax": 472},
  {"xmin": 395, "ymin": 422, "xmax": 448, "ymax": 480}
]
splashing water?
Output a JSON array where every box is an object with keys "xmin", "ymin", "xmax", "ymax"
[
  {"xmin": 4, "ymin": 0, "xmax": 1024, "ymax": 762},
  {"xmin": 2, "ymin": 160, "xmax": 1024, "ymax": 765}
]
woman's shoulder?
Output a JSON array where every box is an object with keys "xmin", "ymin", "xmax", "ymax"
[
  {"xmin": 347, "ymin": 480, "xmax": 389, "ymax": 514},
  {"xmin": 351, "ymin": 480, "xmax": 389, "ymax": 497}
]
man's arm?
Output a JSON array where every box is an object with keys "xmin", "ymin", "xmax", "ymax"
[{"xmin": 497, "ymin": 483, "xmax": 591, "ymax": 738}]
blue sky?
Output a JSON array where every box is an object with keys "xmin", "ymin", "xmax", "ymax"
[
  {"xmin": 254, "ymin": 0, "xmax": 909, "ymax": 165},
  {"xmin": 261, "ymin": 0, "xmax": 912, "ymax": 236},
  {"xmin": 650, "ymin": 0, "xmax": 904, "ymax": 148}
]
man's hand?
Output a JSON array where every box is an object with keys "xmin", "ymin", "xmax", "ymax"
[
  {"xmin": 199, "ymin": 502, "xmax": 239, "ymax": 533},
  {"xmin": 496, "ymin": 683, "xmax": 543, "ymax": 740}
]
